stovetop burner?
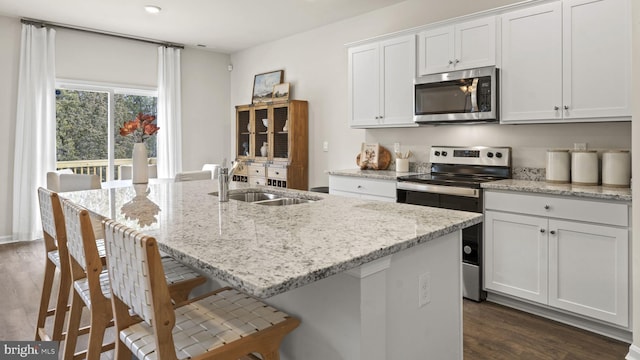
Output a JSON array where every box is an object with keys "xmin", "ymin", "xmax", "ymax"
[
  {"xmin": 397, "ymin": 146, "xmax": 513, "ymax": 189},
  {"xmin": 397, "ymin": 173, "xmax": 506, "ymax": 189}
]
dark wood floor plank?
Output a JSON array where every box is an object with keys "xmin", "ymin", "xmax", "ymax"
[{"xmin": 463, "ymin": 299, "xmax": 629, "ymax": 360}]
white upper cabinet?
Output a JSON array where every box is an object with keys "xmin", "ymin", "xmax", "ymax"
[
  {"xmin": 501, "ymin": 0, "xmax": 631, "ymax": 123},
  {"xmin": 500, "ymin": 3, "xmax": 562, "ymax": 123},
  {"xmin": 417, "ymin": 16, "xmax": 496, "ymax": 76},
  {"xmin": 348, "ymin": 35, "xmax": 417, "ymax": 128},
  {"xmin": 562, "ymin": 0, "xmax": 631, "ymax": 120}
]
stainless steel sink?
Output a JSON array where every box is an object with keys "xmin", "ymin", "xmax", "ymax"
[
  {"xmin": 227, "ymin": 192, "xmax": 281, "ymax": 202},
  {"xmin": 254, "ymin": 198, "xmax": 315, "ymax": 206},
  {"xmin": 208, "ymin": 190, "xmax": 317, "ymax": 205}
]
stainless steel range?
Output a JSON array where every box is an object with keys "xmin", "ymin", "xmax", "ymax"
[{"xmin": 396, "ymin": 146, "xmax": 512, "ymax": 301}]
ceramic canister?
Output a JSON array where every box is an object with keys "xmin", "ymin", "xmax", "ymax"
[
  {"xmin": 571, "ymin": 150, "xmax": 598, "ymax": 186},
  {"xmin": 546, "ymin": 149, "xmax": 570, "ymax": 183},
  {"xmin": 602, "ymin": 150, "xmax": 631, "ymax": 188}
]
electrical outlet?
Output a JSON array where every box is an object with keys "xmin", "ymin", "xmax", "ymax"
[
  {"xmin": 574, "ymin": 143, "xmax": 587, "ymax": 151},
  {"xmin": 418, "ymin": 272, "xmax": 431, "ymax": 308},
  {"xmin": 394, "ymin": 142, "xmax": 401, "ymax": 154},
  {"xmin": 323, "ymin": 141, "xmax": 329, "ymax": 152}
]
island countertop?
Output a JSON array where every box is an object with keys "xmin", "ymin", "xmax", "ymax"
[{"xmin": 61, "ymin": 180, "xmax": 481, "ymax": 298}]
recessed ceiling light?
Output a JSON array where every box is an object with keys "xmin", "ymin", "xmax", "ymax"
[{"xmin": 144, "ymin": 5, "xmax": 162, "ymax": 14}]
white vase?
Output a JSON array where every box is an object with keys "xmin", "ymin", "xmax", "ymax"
[
  {"xmin": 260, "ymin": 142, "xmax": 268, "ymax": 157},
  {"xmin": 132, "ymin": 143, "xmax": 149, "ymax": 184}
]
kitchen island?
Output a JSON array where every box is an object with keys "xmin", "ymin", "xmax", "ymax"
[{"xmin": 62, "ymin": 180, "xmax": 482, "ymax": 360}]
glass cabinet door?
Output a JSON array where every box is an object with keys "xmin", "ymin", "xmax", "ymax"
[
  {"xmin": 272, "ymin": 104, "xmax": 289, "ymax": 160},
  {"xmin": 236, "ymin": 106, "xmax": 251, "ymax": 159},
  {"xmin": 253, "ymin": 106, "xmax": 269, "ymax": 159}
]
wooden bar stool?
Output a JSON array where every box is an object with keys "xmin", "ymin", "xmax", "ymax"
[
  {"xmin": 103, "ymin": 219, "xmax": 300, "ymax": 360},
  {"xmin": 61, "ymin": 200, "xmax": 207, "ymax": 360},
  {"xmin": 35, "ymin": 187, "xmax": 106, "ymax": 343}
]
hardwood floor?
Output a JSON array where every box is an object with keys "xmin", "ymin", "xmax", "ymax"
[
  {"xmin": 0, "ymin": 240, "xmax": 631, "ymax": 359},
  {"xmin": 464, "ymin": 299, "xmax": 629, "ymax": 359}
]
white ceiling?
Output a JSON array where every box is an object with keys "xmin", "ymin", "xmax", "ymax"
[{"xmin": 0, "ymin": 0, "xmax": 406, "ymax": 53}]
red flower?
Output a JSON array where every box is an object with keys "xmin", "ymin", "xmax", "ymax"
[{"xmin": 119, "ymin": 113, "xmax": 159, "ymax": 142}]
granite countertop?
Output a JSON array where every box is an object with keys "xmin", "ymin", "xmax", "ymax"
[
  {"xmin": 327, "ymin": 168, "xmax": 423, "ymax": 180},
  {"xmin": 61, "ymin": 180, "xmax": 481, "ymax": 298},
  {"xmin": 482, "ymin": 179, "xmax": 632, "ymax": 202}
]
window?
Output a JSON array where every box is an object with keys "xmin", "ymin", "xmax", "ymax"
[{"xmin": 55, "ymin": 81, "xmax": 157, "ymax": 181}]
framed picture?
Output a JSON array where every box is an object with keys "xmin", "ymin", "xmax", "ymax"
[
  {"xmin": 252, "ymin": 70, "xmax": 284, "ymax": 104},
  {"xmin": 272, "ymin": 82, "xmax": 290, "ymax": 101}
]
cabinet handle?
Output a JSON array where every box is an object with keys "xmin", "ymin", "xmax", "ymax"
[
  {"xmin": 550, "ymin": 230, "xmax": 556, "ymax": 235},
  {"xmin": 357, "ymin": 185, "xmax": 363, "ymax": 189},
  {"xmin": 540, "ymin": 229, "xmax": 546, "ymax": 234},
  {"xmin": 448, "ymin": 60, "xmax": 453, "ymax": 65},
  {"xmin": 564, "ymin": 105, "xmax": 569, "ymax": 110},
  {"xmin": 275, "ymin": 171, "xmax": 280, "ymax": 175},
  {"xmin": 554, "ymin": 106, "xmax": 560, "ymax": 111},
  {"xmin": 544, "ymin": 205, "xmax": 550, "ymax": 210},
  {"xmin": 454, "ymin": 59, "xmax": 460, "ymax": 64}
]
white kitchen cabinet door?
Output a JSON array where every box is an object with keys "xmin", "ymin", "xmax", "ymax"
[
  {"xmin": 417, "ymin": 26, "xmax": 455, "ymax": 75},
  {"xmin": 484, "ymin": 211, "xmax": 548, "ymax": 304},
  {"xmin": 417, "ymin": 17, "xmax": 496, "ymax": 76},
  {"xmin": 548, "ymin": 219, "xmax": 629, "ymax": 327},
  {"xmin": 454, "ymin": 17, "xmax": 496, "ymax": 71},
  {"xmin": 500, "ymin": 2, "xmax": 562, "ymax": 123},
  {"xmin": 348, "ymin": 35, "xmax": 416, "ymax": 128},
  {"xmin": 562, "ymin": 0, "xmax": 631, "ymax": 120},
  {"xmin": 379, "ymin": 35, "xmax": 416, "ymax": 126},
  {"xmin": 348, "ymin": 43, "xmax": 380, "ymax": 127}
]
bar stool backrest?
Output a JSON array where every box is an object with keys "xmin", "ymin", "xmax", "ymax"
[{"xmin": 103, "ymin": 220, "xmax": 163, "ymax": 326}]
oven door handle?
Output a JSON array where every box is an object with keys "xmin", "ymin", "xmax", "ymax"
[{"xmin": 397, "ymin": 182, "xmax": 479, "ymax": 198}]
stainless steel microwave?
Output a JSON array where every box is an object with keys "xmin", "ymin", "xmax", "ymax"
[{"xmin": 414, "ymin": 66, "xmax": 498, "ymax": 124}]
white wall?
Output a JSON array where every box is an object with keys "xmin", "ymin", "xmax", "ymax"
[
  {"xmin": 0, "ymin": 15, "xmax": 231, "ymax": 240},
  {"xmin": 630, "ymin": 0, "xmax": 639, "ymax": 354},
  {"xmin": 230, "ymin": 0, "xmax": 631, "ymax": 188}
]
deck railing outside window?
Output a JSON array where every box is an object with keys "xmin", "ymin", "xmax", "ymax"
[{"xmin": 56, "ymin": 158, "xmax": 157, "ymax": 182}]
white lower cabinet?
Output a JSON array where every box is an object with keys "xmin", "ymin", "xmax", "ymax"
[
  {"xmin": 484, "ymin": 190, "xmax": 629, "ymax": 327},
  {"xmin": 329, "ymin": 175, "xmax": 396, "ymax": 202},
  {"xmin": 548, "ymin": 219, "xmax": 628, "ymax": 326}
]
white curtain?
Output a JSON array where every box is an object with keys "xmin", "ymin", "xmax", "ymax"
[
  {"xmin": 12, "ymin": 24, "xmax": 56, "ymax": 241},
  {"xmin": 156, "ymin": 46, "xmax": 182, "ymax": 179}
]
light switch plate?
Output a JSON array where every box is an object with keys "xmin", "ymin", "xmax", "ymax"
[{"xmin": 323, "ymin": 141, "xmax": 329, "ymax": 152}]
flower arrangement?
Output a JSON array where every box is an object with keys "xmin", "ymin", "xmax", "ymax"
[{"xmin": 119, "ymin": 113, "xmax": 159, "ymax": 143}]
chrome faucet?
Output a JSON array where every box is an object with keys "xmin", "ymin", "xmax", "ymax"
[{"xmin": 218, "ymin": 160, "xmax": 242, "ymax": 202}]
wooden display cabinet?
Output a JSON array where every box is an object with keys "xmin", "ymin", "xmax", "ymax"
[{"xmin": 235, "ymin": 100, "xmax": 308, "ymax": 190}]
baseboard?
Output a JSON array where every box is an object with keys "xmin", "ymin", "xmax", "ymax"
[
  {"xmin": 0, "ymin": 235, "xmax": 17, "ymax": 244},
  {"xmin": 486, "ymin": 292, "xmax": 632, "ymax": 343},
  {"xmin": 627, "ymin": 344, "xmax": 640, "ymax": 360}
]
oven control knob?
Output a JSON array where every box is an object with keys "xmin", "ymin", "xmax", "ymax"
[
  {"xmin": 495, "ymin": 152, "xmax": 503, "ymax": 159},
  {"xmin": 434, "ymin": 151, "xmax": 441, "ymax": 156},
  {"xmin": 487, "ymin": 152, "xmax": 494, "ymax": 158},
  {"xmin": 442, "ymin": 151, "xmax": 448, "ymax": 156},
  {"xmin": 463, "ymin": 245, "xmax": 472, "ymax": 254}
]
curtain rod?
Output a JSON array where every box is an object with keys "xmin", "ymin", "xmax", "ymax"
[{"xmin": 21, "ymin": 18, "xmax": 185, "ymax": 49}]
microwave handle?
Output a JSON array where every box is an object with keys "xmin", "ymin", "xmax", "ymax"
[{"xmin": 470, "ymin": 78, "xmax": 479, "ymax": 112}]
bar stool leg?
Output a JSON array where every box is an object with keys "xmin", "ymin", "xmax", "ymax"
[
  {"xmin": 62, "ymin": 290, "xmax": 84, "ymax": 360},
  {"xmin": 35, "ymin": 259, "xmax": 56, "ymax": 340},
  {"xmin": 51, "ymin": 268, "xmax": 72, "ymax": 341}
]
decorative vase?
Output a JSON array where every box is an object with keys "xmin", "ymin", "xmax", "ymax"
[
  {"xmin": 260, "ymin": 142, "xmax": 268, "ymax": 157},
  {"xmin": 132, "ymin": 142, "xmax": 149, "ymax": 184}
]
